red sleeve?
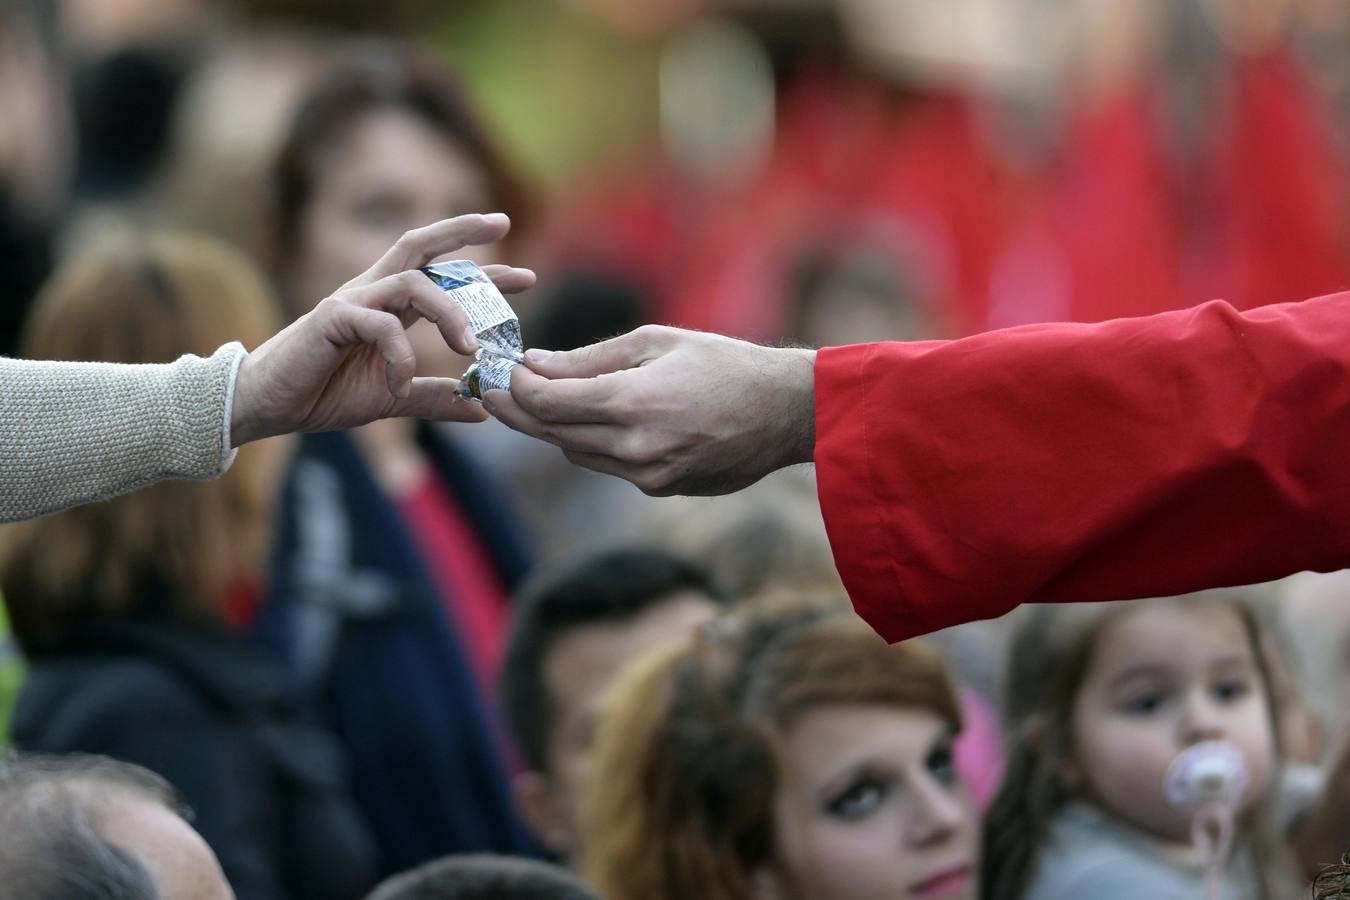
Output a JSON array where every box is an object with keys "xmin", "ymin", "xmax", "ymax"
[{"xmin": 814, "ymin": 292, "xmax": 1350, "ymax": 642}]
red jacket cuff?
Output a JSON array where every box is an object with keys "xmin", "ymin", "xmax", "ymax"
[{"xmin": 814, "ymin": 344, "xmax": 934, "ymax": 643}]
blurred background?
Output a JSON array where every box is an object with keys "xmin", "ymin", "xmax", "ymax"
[
  {"xmin": 5, "ymin": 3, "xmax": 1350, "ymax": 895},
  {"xmin": 6, "ymin": 0, "xmax": 1350, "ymax": 350}
]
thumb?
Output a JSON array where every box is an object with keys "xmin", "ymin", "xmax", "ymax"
[{"xmin": 524, "ymin": 325, "xmax": 670, "ymax": 378}]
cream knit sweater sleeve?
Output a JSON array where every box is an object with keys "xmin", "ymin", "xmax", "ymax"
[{"xmin": 0, "ymin": 342, "xmax": 247, "ymax": 522}]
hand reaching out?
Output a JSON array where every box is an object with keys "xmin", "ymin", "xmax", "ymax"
[
  {"xmin": 484, "ymin": 325, "xmax": 816, "ymax": 496},
  {"xmin": 230, "ymin": 213, "xmax": 534, "ymax": 445}
]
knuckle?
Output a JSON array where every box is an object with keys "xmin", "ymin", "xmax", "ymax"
[
  {"xmin": 606, "ymin": 396, "xmax": 638, "ymax": 427},
  {"xmin": 534, "ymin": 391, "xmax": 561, "ymax": 423},
  {"xmin": 519, "ymin": 381, "xmax": 554, "ymax": 421},
  {"xmin": 542, "ymin": 426, "xmax": 567, "ymax": 449},
  {"xmin": 394, "ymin": 228, "xmax": 428, "ymax": 259},
  {"xmin": 618, "ymin": 431, "xmax": 660, "ymax": 466},
  {"xmin": 373, "ymin": 308, "xmax": 402, "ymax": 335},
  {"xmin": 609, "ymin": 383, "xmax": 652, "ymax": 424},
  {"xmin": 316, "ymin": 294, "xmax": 356, "ymax": 319},
  {"xmin": 633, "ymin": 323, "xmax": 673, "ymax": 349},
  {"xmin": 574, "ymin": 344, "xmax": 601, "ymax": 368},
  {"xmin": 630, "ymin": 324, "xmax": 659, "ymax": 352},
  {"xmin": 636, "ymin": 467, "xmax": 675, "ymax": 497}
]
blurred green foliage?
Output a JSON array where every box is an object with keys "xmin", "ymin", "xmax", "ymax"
[{"xmin": 0, "ymin": 595, "xmax": 23, "ymax": 748}]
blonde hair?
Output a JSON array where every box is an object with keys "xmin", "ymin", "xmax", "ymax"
[
  {"xmin": 982, "ymin": 591, "xmax": 1293, "ymax": 900},
  {"xmin": 1, "ymin": 231, "xmax": 283, "ymax": 642},
  {"xmin": 580, "ymin": 597, "xmax": 962, "ymax": 900}
]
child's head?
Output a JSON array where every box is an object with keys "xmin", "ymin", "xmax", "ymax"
[
  {"xmin": 580, "ymin": 597, "xmax": 979, "ymax": 900},
  {"xmin": 984, "ymin": 592, "xmax": 1282, "ymax": 900}
]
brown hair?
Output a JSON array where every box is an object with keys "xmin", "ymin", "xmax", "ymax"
[
  {"xmin": 1316, "ymin": 855, "xmax": 1350, "ymax": 900},
  {"xmin": 269, "ymin": 41, "xmax": 532, "ymax": 268},
  {"xmin": 580, "ymin": 598, "xmax": 963, "ymax": 900},
  {"xmin": 0, "ymin": 231, "xmax": 283, "ymax": 643},
  {"xmin": 982, "ymin": 592, "xmax": 1293, "ymax": 900}
]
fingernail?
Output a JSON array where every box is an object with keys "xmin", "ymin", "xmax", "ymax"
[
  {"xmin": 524, "ymin": 349, "xmax": 552, "ymax": 365},
  {"xmin": 463, "ymin": 326, "xmax": 479, "ymax": 352},
  {"xmin": 481, "ymin": 391, "xmax": 500, "ymax": 413},
  {"xmin": 483, "ymin": 212, "xmax": 510, "ymax": 227}
]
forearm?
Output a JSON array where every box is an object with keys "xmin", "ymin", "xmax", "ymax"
[
  {"xmin": 816, "ymin": 293, "xmax": 1350, "ymax": 642},
  {"xmin": 0, "ymin": 343, "xmax": 244, "ymax": 522}
]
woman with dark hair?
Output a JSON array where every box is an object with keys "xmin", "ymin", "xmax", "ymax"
[{"xmin": 253, "ymin": 42, "xmax": 539, "ymax": 874}]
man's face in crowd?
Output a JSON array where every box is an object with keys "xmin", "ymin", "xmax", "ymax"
[{"xmin": 514, "ymin": 590, "xmax": 718, "ymax": 856}]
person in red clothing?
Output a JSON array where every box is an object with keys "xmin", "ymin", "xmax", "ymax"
[{"xmin": 485, "ymin": 289, "xmax": 1350, "ymax": 643}]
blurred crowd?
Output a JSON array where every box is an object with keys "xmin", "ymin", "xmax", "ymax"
[{"xmin": 4, "ymin": 0, "xmax": 1350, "ymax": 898}]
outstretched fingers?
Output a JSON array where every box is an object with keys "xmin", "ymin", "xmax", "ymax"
[
  {"xmin": 523, "ymin": 324, "xmax": 671, "ymax": 379},
  {"xmin": 321, "ymin": 302, "xmax": 418, "ymax": 399},
  {"xmin": 501, "ymin": 365, "xmax": 624, "ymax": 426},
  {"xmin": 341, "ymin": 271, "xmax": 478, "ymax": 355},
  {"xmin": 356, "ymin": 213, "xmax": 512, "ymax": 285},
  {"xmin": 484, "ymin": 387, "xmax": 632, "ymax": 452},
  {"xmin": 482, "ymin": 264, "xmax": 537, "ymax": 294}
]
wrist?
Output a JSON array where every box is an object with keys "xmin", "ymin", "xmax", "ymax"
[
  {"xmin": 229, "ymin": 351, "xmax": 264, "ymax": 447},
  {"xmin": 777, "ymin": 347, "xmax": 816, "ymax": 467}
]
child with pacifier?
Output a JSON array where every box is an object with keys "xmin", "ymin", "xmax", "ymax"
[{"xmin": 982, "ymin": 591, "xmax": 1302, "ymax": 900}]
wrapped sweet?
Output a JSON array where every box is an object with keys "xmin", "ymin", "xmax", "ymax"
[{"xmin": 421, "ymin": 260, "xmax": 524, "ymax": 400}]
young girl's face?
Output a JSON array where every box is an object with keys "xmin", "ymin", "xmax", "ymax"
[
  {"xmin": 768, "ymin": 704, "xmax": 979, "ymax": 900},
  {"xmin": 1069, "ymin": 603, "xmax": 1275, "ymax": 843}
]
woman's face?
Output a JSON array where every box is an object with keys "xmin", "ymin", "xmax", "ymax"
[
  {"xmin": 288, "ymin": 107, "xmax": 497, "ymax": 375},
  {"xmin": 1069, "ymin": 603, "xmax": 1275, "ymax": 844},
  {"xmin": 768, "ymin": 704, "xmax": 979, "ymax": 900}
]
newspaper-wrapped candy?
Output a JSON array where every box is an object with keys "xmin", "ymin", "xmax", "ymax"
[{"xmin": 421, "ymin": 260, "xmax": 524, "ymax": 401}]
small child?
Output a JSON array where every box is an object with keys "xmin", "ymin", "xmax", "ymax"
[{"xmin": 983, "ymin": 591, "xmax": 1301, "ymax": 900}]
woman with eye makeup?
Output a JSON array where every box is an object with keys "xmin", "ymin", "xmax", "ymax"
[{"xmin": 579, "ymin": 598, "xmax": 980, "ymax": 900}]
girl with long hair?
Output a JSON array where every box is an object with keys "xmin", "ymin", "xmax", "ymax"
[
  {"xmin": 581, "ymin": 599, "xmax": 980, "ymax": 900},
  {"xmin": 982, "ymin": 592, "xmax": 1301, "ymax": 900}
]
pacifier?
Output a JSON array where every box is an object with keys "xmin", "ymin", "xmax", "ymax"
[
  {"xmin": 1163, "ymin": 740, "xmax": 1249, "ymax": 809},
  {"xmin": 1162, "ymin": 741, "xmax": 1248, "ymax": 900}
]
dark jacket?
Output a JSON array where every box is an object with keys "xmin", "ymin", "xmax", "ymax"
[
  {"xmin": 256, "ymin": 427, "xmax": 538, "ymax": 877},
  {"xmin": 12, "ymin": 617, "xmax": 377, "ymax": 900}
]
